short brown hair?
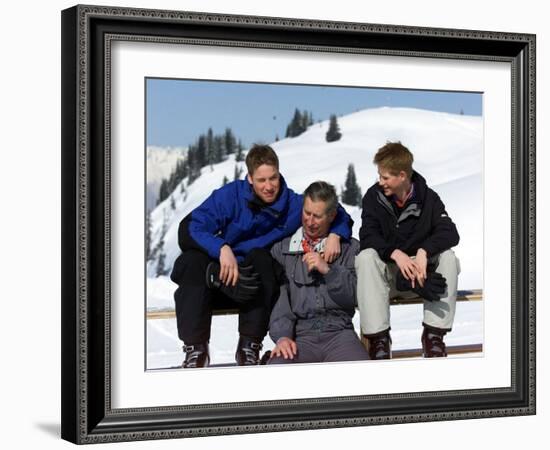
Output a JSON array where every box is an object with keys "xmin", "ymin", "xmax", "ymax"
[
  {"xmin": 303, "ymin": 181, "xmax": 338, "ymax": 215},
  {"xmin": 245, "ymin": 144, "xmax": 279, "ymax": 175},
  {"xmin": 373, "ymin": 141, "xmax": 414, "ymax": 178}
]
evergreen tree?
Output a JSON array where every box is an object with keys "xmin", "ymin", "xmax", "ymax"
[
  {"xmin": 196, "ymin": 135, "xmax": 207, "ymax": 168},
  {"xmin": 285, "ymin": 108, "xmax": 314, "ymax": 138},
  {"xmin": 326, "ymin": 114, "xmax": 342, "ymax": 142},
  {"xmin": 187, "ymin": 142, "xmax": 201, "ymax": 185},
  {"xmin": 213, "ymin": 135, "xmax": 225, "ymax": 163},
  {"xmin": 286, "ymin": 108, "xmax": 303, "ymax": 138},
  {"xmin": 156, "ymin": 246, "xmax": 166, "ymax": 276},
  {"xmin": 173, "ymin": 159, "xmax": 188, "ymax": 184},
  {"xmin": 222, "ymin": 175, "xmax": 229, "ymax": 186},
  {"xmin": 170, "ymin": 195, "xmax": 176, "ymax": 210},
  {"xmin": 285, "ymin": 123, "xmax": 291, "ymax": 139},
  {"xmin": 234, "ymin": 163, "xmax": 243, "ymax": 181},
  {"xmin": 301, "ymin": 111, "xmax": 313, "ymax": 132},
  {"xmin": 341, "ymin": 164, "xmax": 362, "ymax": 206},
  {"xmin": 158, "ymin": 178, "xmax": 169, "ymax": 204},
  {"xmin": 224, "ymin": 128, "xmax": 236, "ymax": 154},
  {"xmin": 145, "ymin": 209, "xmax": 152, "ymax": 261},
  {"xmin": 153, "ymin": 211, "xmax": 169, "ymax": 276},
  {"xmin": 206, "ymin": 128, "xmax": 214, "ymax": 163},
  {"xmin": 235, "ymin": 140, "xmax": 244, "ymax": 162}
]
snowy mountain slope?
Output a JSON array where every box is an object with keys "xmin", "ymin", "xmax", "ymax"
[
  {"xmin": 145, "ymin": 106, "xmax": 484, "ymax": 369},
  {"xmin": 147, "ymin": 107, "xmax": 483, "ymax": 289},
  {"xmin": 146, "ymin": 146, "xmax": 187, "ymax": 210}
]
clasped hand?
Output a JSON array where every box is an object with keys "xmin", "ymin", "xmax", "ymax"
[
  {"xmin": 302, "ymin": 251, "xmax": 330, "ymax": 274},
  {"xmin": 391, "ymin": 248, "xmax": 427, "ymax": 288}
]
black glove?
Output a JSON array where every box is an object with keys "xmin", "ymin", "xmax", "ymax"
[
  {"xmin": 205, "ymin": 262, "xmax": 261, "ymax": 304},
  {"xmin": 395, "ymin": 270, "xmax": 447, "ymax": 302}
]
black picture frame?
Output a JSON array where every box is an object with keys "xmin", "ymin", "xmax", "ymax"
[{"xmin": 61, "ymin": 4, "xmax": 536, "ymax": 444}]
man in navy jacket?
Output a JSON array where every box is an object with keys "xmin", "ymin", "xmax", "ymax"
[
  {"xmin": 170, "ymin": 145, "xmax": 352, "ymax": 368},
  {"xmin": 355, "ymin": 142, "xmax": 460, "ymax": 359}
]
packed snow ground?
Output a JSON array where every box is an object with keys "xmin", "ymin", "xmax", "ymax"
[
  {"xmin": 146, "ymin": 107, "xmax": 484, "ymax": 369},
  {"xmin": 147, "ymin": 275, "xmax": 483, "ymax": 369}
]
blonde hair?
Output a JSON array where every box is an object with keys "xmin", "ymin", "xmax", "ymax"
[{"xmin": 373, "ymin": 141, "xmax": 414, "ymax": 178}]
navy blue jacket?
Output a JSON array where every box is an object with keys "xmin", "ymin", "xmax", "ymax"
[
  {"xmin": 359, "ymin": 171, "xmax": 459, "ymax": 262},
  {"xmin": 178, "ymin": 176, "xmax": 353, "ymax": 262}
]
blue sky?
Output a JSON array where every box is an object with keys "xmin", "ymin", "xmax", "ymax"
[{"xmin": 146, "ymin": 78, "xmax": 482, "ymax": 148}]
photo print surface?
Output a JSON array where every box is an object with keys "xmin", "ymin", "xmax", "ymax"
[{"xmin": 145, "ymin": 78, "xmax": 483, "ymax": 370}]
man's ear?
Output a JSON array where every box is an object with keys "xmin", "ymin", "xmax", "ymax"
[{"xmin": 247, "ymin": 173, "xmax": 252, "ymax": 184}]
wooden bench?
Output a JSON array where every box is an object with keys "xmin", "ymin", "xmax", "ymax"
[
  {"xmin": 146, "ymin": 289, "xmax": 483, "ymax": 320},
  {"xmin": 148, "ymin": 289, "xmax": 483, "ymax": 363}
]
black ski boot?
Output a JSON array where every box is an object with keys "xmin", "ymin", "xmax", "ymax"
[
  {"xmin": 235, "ymin": 336, "xmax": 263, "ymax": 366},
  {"xmin": 421, "ymin": 326, "xmax": 448, "ymax": 357},
  {"xmin": 182, "ymin": 343, "xmax": 210, "ymax": 368},
  {"xmin": 364, "ymin": 330, "xmax": 392, "ymax": 360}
]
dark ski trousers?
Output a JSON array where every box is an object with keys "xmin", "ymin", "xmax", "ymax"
[
  {"xmin": 172, "ymin": 247, "xmax": 281, "ymax": 345},
  {"xmin": 268, "ymin": 328, "xmax": 369, "ymax": 364}
]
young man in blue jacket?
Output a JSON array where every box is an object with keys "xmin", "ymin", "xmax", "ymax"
[
  {"xmin": 170, "ymin": 145, "xmax": 352, "ymax": 368},
  {"xmin": 355, "ymin": 142, "xmax": 460, "ymax": 359}
]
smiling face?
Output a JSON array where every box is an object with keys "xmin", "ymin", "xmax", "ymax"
[
  {"xmin": 247, "ymin": 164, "xmax": 280, "ymax": 204},
  {"xmin": 377, "ymin": 167, "xmax": 409, "ymax": 197},
  {"xmin": 302, "ymin": 196, "xmax": 336, "ymax": 240}
]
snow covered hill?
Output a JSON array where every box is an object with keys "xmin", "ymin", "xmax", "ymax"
[
  {"xmin": 146, "ymin": 146, "xmax": 186, "ymax": 210},
  {"xmin": 145, "ymin": 106, "xmax": 484, "ymax": 369},
  {"xmin": 147, "ymin": 107, "xmax": 483, "ymax": 289}
]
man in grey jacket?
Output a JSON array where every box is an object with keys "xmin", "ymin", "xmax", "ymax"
[{"xmin": 268, "ymin": 181, "xmax": 369, "ymax": 364}]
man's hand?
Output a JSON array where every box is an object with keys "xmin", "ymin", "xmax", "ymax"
[
  {"xmin": 270, "ymin": 337, "xmax": 297, "ymax": 360},
  {"xmin": 219, "ymin": 245, "xmax": 239, "ymax": 286},
  {"xmin": 395, "ymin": 269, "xmax": 447, "ymax": 302},
  {"xmin": 323, "ymin": 233, "xmax": 341, "ymax": 263},
  {"xmin": 302, "ymin": 251, "xmax": 330, "ymax": 274},
  {"xmin": 414, "ymin": 248, "xmax": 428, "ymax": 287},
  {"xmin": 391, "ymin": 249, "xmax": 420, "ymax": 287}
]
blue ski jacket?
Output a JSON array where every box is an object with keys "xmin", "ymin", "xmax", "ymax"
[{"xmin": 177, "ymin": 176, "xmax": 353, "ymax": 262}]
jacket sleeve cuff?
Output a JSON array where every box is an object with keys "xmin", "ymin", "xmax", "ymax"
[
  {"xmin": 328, "ymin": 207, "xmax": 352, "ymax": 240},
  {"xmin": 382, "ymin": 247, "xmax": 397, "ymax": 262},
  {"xmin": 208, "ymin": 239, "xmax": 228, "ymax": 259},
  {"xmin": 419, "ymin": 242, "xmax": 436, "ymax": 258},
  {"xmin": 269, "ymin": 326, "xmax": 294, "ymax": 344}
]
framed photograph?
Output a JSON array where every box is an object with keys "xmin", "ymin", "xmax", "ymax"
[
  {"xmin": 144, "ymin": 78, "xmax": 484, "ymax": 370},
  {"xmin": 61, "ymin": 4, "xmax": 536, "ymax": 444}
]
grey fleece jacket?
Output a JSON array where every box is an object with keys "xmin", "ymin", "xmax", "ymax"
[{"xmin": 269, "ymin": 228, "xmax": 360, "ymax": 343}]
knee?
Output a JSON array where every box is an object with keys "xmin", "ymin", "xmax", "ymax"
[
  {"xmin": 170, "ymin": 249, "xmax": 210, "ymax": 283},
  {"xmin": 437, "ymin": 249, "xmax": 459, "ymax": 271},
  {"xmin": 355, "ymin": 248, "xmax": 381, "ymax": 270},
  {"xmin": 244, "ymin": 247, "xmax": 273, "ymax": 268},
  {"xmin": 247, "ymin": 247, "xmax": 271, "ymax": 260}
]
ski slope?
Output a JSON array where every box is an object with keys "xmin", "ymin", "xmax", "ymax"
[{"xmin": 146, "ymin": 106, "xmax": 484, "ymax": 369}]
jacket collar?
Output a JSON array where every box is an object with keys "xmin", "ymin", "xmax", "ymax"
[
  {"xmin": 374, "ymin": 170, "xmax": 427, "ymax": 204},
  {"xmin": 243, "ymin": 174, "xmax": 290, "ymax": 214},
  {"xmin": 374, "ymin": 170, "xmax": 426, "ymax": 222},
  {"xmin": 286, "ymin": 227, "xmax": 327, "ymax": 254}
]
